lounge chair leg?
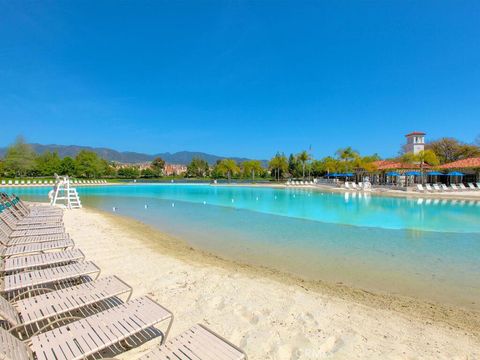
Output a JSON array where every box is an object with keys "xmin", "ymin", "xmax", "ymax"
[{"xmin": 162, "ymin": 314, "xmax": 174, "ymax": 344}]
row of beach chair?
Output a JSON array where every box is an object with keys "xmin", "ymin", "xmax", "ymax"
[
  {"xmin": 416, "ymin": 182, "xmax": 480, "ymax": 193},
  {"xmin": 344, "ymin": 181, "xmax": 368, "ymax": 191},
  {"xmin": 0, "ymin": 194, "xmax": 247, "ymax": 360},
  {"xmin": 0, "ymin": 179, "xmax": 108, "ymax": 186},
  {"xmin": 286, "ymin": 180, "xmax": 316, "ymax": 186}
]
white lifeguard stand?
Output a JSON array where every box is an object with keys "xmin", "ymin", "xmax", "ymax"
[{"xmin": 49, "ymin": 174, "xmax": 82, "ymax": 209}]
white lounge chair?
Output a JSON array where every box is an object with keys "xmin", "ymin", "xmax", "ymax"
[
  {"xmin": 1, "ymin": 181, "xmax": 5, "ymax": 185},
  {"xmin": 432, "ymin": 184, "xmax": 442, "ymax": 191},
  {"xmin": 459, "ymin": 183, "xmax": 467, "ymax": 191},
  {"xmin": 425, "ymin": 184, "xmax": 434, "ymax": 192},
  {"xmin": 450, "ymin": 184, "xmax": 459, "ymax": 191},
  {"xmin": 467, "ymin": 183, "xmax": 477, "ymax": 190},
  {"xmin": 8, "ymin": 180, "xmax": 12, "ymax": 185},
  {"xmin": 441, "ymin": 184, "xmax": 449, "ymax": 191},
  {"xmin": 138, "ymin": 323, "xmax": 247, "ymax": 360},
  {"xmin": 416, "ymin": 184, "xmax": 426, "ymax": 192},
  {"xmin": 14, "ymin": 181, "xmax": 19, "ymax": 185},
  {"xmin": 0, "ymin": 296, "xmax": 173, "ymax": 360},
  {"xmin": 0, "ymin": 275, "xmax": 132, "ymax": 339}
]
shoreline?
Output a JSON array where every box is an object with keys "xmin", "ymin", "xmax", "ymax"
[
  {"xmin": 63, "ymin": 206, "xmax": 479, "ymax": 359},
  {"xmin": 4, "ymin": 180, "xmax": 480, "ymax": 201},
  {"xmin": 214, "ymin": 182, "xmax": 480, "ymax": 201}
]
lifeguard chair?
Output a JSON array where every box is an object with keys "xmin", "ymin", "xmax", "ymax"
[{"xmin": 49, "ymin": 174, "xmax": 82, "ymax": 209}]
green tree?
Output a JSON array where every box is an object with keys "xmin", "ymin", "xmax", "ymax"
[
  {"xmin": 102, "ymin": 160, "xmax": 117, "ymax": 178},
  {"xmin": 401, "ymin": 150, "xmax": 439, "ymax": 184},
  {"xmin": 312, "ymin": 156, "xmax": 342, "ymax": 176},
  {"xmin": 186, "ymin": 158, "xmax": 210, "ymax": 178},
  {"xmin": 151, "ymin": 157, "xmax": 165, "ymax": 177},
  {"xmin": 213, "ymin": 159, "xmax": 240, "ymax": 181},
  {"xmin": 141, "ymin": 168, "xmax": 157, "ymax": 178},
  {"xmin": 35, "ymin": 151, "xmax": 62, "ymax": 176},
  {"xmin": 75, "ymin": 150, "xmax": 106, "ymax": 178},
  {"xmin": 117, "ymin": 166, "xmax": 140, "ymax": 178},
  {"xmin": 426, "ymin": 137, "xmax": 480, "ymax": 164},
  {"xmin": 456, "ymin": 144, "xmax": 480, "ymax": 160},
  {"xmin": 241, "ymin": 160, "xmax": 264, "ymax": 180},
  {"xmin": 268, "ymin": 152, "xmax": 288, "ymax": 181},
  {"xmin": 59, "ymin": 157, "xmax": 76, "ymax": 176},
  {"xmin": 3, "ymin": 136, "xmax": 36, "ymax": 177},
  {"xmin": 336, "ymin": 147, "xmax": 359, "ymax": 162},
  {"xmin": 297, "ymin": 150, "xmax": 311, "ymax": 179}
]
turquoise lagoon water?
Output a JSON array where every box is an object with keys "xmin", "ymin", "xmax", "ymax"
[{"xmin": 3, "ymin": 184, "xmax": 480, "ymax": 309}]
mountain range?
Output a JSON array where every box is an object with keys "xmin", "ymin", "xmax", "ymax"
[{"xmin": 0, "ymin": 143, "xmax": 262, "ymax": 165}]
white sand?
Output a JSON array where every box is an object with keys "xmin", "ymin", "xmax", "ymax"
[{"xmin": 63, "ymin": 208, "xmax": 480, "ymax": 359}]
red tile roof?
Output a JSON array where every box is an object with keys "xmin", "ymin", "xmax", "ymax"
[
  {"xmin": 372, "ymin": 160, "xmax": 431, "ymax": 170},
  {"xmin": 439, "ymin": 157, "xmax": 480, "ymax": 169},
  {"xmin": 405, "ymin": 131, "xmax": 426, "ymax": 137}
]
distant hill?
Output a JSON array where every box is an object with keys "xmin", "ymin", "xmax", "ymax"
[{"xmin": 0, "ymin": 143, "xmax": 264, "ymax": 165}]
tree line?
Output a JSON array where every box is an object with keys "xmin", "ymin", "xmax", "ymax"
[{"xmin": 1, "ymin": 136, "xmax": 479, "ymax": 180}]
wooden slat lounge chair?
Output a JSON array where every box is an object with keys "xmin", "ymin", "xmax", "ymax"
[
  {"xmin": 0, "ymin": 262, "xmax": 99, "ymax": 298},
  {"xmin": 0, "ymin": 196, "xmax": 63, "ymax": 221},
  {"xmin": 11, "ymin": 196, "xmax": 62, "ymax": 216},
  {"xmin": 0, "ymin": 276, "xmax": 132, "ymax": 339},
  {"xmin": 0, "ymin": 229, "xmax": 70, "ymax": 247},
  {"xmin": 139, "ymin": 324, "xmax": 247, "ymax": 360},
  {"xmin": 0, "ymin": 211, "xmax": 63, "ymax": 230},
  {"xmin": 0, "ymin": 296, "xmax": 173, "ymax": 360},
  {"xmin": 0, "ymin": 210, "xmax": 63, "ymax": 228},
  {"xmin": 0, "ymin": 238, "xmax": 74, "ymax": 258},
  {"xmin": 0, "ymin": 219, "xmax": 66, "ymax": 238},
  {"xmin": 1, "ymin": 201, "xmax": 62, "ymax": 222},
  {"xmin": 0, "ymin": 249, "xmax": 84, "ymax": 274}
]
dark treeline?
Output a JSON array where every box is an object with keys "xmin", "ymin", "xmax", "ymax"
[{"xmin": 1, "ymin": 136, "xmax": 479, "ymax": 180}]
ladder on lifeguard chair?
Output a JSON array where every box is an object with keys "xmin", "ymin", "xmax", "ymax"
[{"xmin": 50, "ymin": 175, "xmax": 82, "ymax": 209}]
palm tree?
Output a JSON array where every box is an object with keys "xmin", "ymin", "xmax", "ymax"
[
  {"xmin": 242, "ymin": 160, "xmax": 263, "ymax": 180},
  {"xmin": 336, "ymin": 147, "xmax": 359, "ymax": 163},
  {"xmin": 297, "ymin": 150, "xmax": 310, "ymax": 179},
  {"xmin": 401, "ymin": 150, "xmax": 439, "ymax": 185},
  {"xmin": 269, "ymin": 153, "xmax": 288, "ymax": 181},
  {"xmin": 215, "ymin": 159, "xmax": 240, "ymax": 182}
]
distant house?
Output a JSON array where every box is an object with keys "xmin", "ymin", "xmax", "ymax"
[{"xmin": 164, "ymin": 164, "xmax": 187, "ymax": 176}]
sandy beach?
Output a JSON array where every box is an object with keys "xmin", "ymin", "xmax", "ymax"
[{"xmin": 62, "ymin": 207, "xmax": 480, "ymax": 359}]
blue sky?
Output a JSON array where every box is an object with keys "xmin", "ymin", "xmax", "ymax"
[{"xmin": 0, "ymin": 1, "xmax": 479, "ymax": 159}]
